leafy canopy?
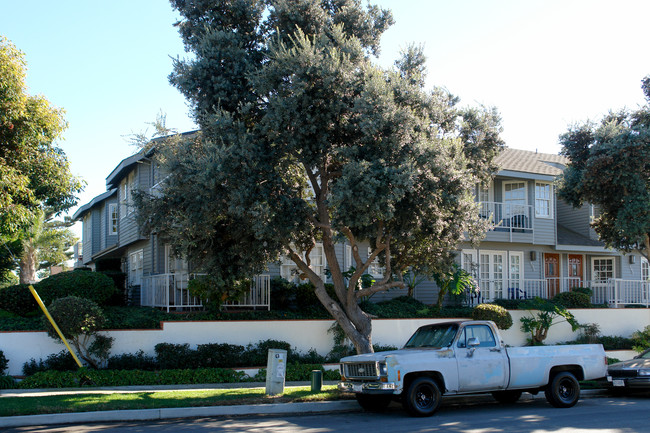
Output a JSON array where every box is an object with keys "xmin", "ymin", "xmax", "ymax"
[
  {"xmin": 136, "ymin": 0, "xmax": 503, "ymax": 353},
  {"xmin": 558, "ymin": 76, "xmax": 650, "ymax": 259}
]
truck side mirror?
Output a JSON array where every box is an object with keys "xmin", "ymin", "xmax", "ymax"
[{"xmin": 467, "ymin": 337, "xmax": 480, "ymax": 347}]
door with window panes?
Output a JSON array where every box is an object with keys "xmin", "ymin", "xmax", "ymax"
[{"xmin": 480, "ymin": 251, "xmax": 506, "ymax": 300}]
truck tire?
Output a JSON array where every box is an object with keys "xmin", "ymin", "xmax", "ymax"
[
  {"xmin": 545, "ymin": 372, "xmax": 580, "ymax": 408},
  {"xmin": 402, "ymin": 377, "xmax": 442, "ymax": 417},
  {"xmin": 491, "ymin": 390, "xmax": 522, "ymax": 404},
  {"xmin": 355, "ymin": 394, "xmax": 392, "ymax": 412}
]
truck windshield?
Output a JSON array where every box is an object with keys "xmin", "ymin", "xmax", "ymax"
[{"xmin": 404, "ymin": 324, "xmax": 459, "ymax": 349}]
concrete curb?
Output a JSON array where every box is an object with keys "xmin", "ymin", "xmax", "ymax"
[{"xmin": 0, "ymin": 388, "xmax": 610, "ymax": 428}]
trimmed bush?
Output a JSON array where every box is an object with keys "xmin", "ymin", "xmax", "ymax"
[
  {"xmin": 22, "ymin": 350, "xmax": 78, "ymax": 375},
  {"xmin": 0, "ymin": 284, "xmax": 38, "ymax": 316},
  {"xmin": 154, "ymin": 343, "xmax": 196, "ymax": 370},
  {"xmin": 107, "ymin": 350, "xmax": 158, "ymax": 371},
  {"xmin": 472, "ymin": 303, "xmax": 513, "ymax": 330},
  {"xmin": 0, "ymin": 349, "xmax": 8, "ymax": 374},
  {"xmin": 553, "ymin": 291, "xmax": 592, "ymax": 308},
  {"xmin": 35, "ymin": 270, "xmax": 116, "ymax": 306}
]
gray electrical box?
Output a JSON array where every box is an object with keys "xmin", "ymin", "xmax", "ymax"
[{"xmin": 265, "ymin": 348, "xmax": 287, "ymax": 395}]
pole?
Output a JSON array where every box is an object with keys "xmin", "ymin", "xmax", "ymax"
[{"xmin": 28, "ymin": 285, "xmax": 84, "ymax": 368}]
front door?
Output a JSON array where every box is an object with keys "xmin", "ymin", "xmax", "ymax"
[
  {"xmin": 544, "ymin": 253, "xmax": 560, "ymax": 298},
  {"xmin": 568, "ymin": 254, "xmax": 584, "ymax": 289}
]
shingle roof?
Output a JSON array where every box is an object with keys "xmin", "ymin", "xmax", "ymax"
[{"xmin": 495, "ymin": 148, "xmax": 568, "ymax": 176}]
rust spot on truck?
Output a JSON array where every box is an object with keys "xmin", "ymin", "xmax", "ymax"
[{"xmin": 437, "ymin": 349, "xmax": 453, "ymax": 358}]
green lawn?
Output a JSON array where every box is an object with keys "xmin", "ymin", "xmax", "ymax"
[{"xmin": 0, "ymin": 385, "xmax": 351, "ymax": 417}]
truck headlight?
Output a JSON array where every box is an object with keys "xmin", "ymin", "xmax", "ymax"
[
  {"xmin": 378, "ymin": 362, "xmax": 388, "ymax": 376},
  {"xmin": 638, "ymin": 369, "xmax": 650, "ymax": 376}
]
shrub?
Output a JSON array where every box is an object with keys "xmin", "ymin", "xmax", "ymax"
[
  {"xmin": 0, "ymin": 349, "xmax": 8, "ymax": 374},
  {"xmin": 520, "ymin": 297, "xmax": 580, "ymax": 345},
  {"xmin": 552, "ymin": 291, "xmax": 592, "ymax": 308},
  {"xmin": 22, "ymin": 350, "xmax": 78, "ymax": 375},
  {"xmin": 253, "ymin": 363, "xmax": 341, "ymax": 382},
  {"xmin": 107, "ymin": 350, "xmax": 158, "ymax": 371},
  {"xmin": 195, "ymin": 343, "xmax": 246, "ymax": 368},
  {"xmin": 472, "ymin": 304, "xmax": 513, "ymax": 330},
  {"xmin": 491, "ymin": 298, "xmax": 530, "ymax": 310},
  {"xmin": 244, "ymin": 339, "xmax": 293, "ymax": 366},
  {"xmin": 42, "ymin": 296, "xmax": 112, "ymax": 368},
  {"xmin": 35, "ymin": 270, "xmax": 116, "ymax": 306},
  {"xmin": 154, "ymin": 343, "xmax": 196, "ymax": 369},
  {"xmin": 360, "ymin": 296, "xmax": 429, "ymax": 318},
  {"xmin": 631, "ymin": 325, "xmax": 650, "ymax": 353},
  {"xmin": 270, "ymin": 277, "xmax": 296, "ymax": 310},
  {"xmin": 0, "ymin": 284, "xmax": 38, "ymax": 316},
  {"xmin": 571, "ymin": 287, "xmax": 593, "ymax": 297}
]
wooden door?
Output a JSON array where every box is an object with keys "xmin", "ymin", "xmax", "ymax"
[
  {"xmin": 544, "ymin": 253, "xmax": 560, "ymax": 298},
  {"xmin": 568, "ymin": 254, "xmax": 584, "ymax": 289}
]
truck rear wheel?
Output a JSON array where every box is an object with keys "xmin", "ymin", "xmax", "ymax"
[
  {"xmin": 491, "ymin": 390, "xmax": 522, "ymax": 404},
  {"xmin": 545, "ymin": 372, "xmax": 580, "ymax": 408},
  {"xmin": 355, "ymin": 394, "xmax": 392, "ymax": 412},
  {"xmin": 402, "ymin": 377, "xmax": 441, "ymax": 417}
]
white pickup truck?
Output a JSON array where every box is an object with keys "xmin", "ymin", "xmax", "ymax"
[{"xmin": 339, "ymin": 320, "xmax": 607, "ymax": 416}]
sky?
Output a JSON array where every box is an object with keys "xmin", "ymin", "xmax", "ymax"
[{"xmin": 2, "ymin": 0, "xmax": 650, "ymax": 237}]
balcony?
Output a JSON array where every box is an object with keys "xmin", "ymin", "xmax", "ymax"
[
  {"xmin": 141, "ymin": 273, "xmax": 270, "ymax": 312},
  {"xmin": 467, "ymin": 277, "xmax": 649, "ymax": 308},
  {"xmin": 479, "ymin": 201, "xmax": 533, "ymax": 235}
]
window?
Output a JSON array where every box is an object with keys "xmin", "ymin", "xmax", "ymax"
[
  {"xmin": 367, "ymin": 246, "xmax": 385, "ymax": 278},
  {"xmin": 503, "ymin": 181, "xmax": 527, "ymax": 219},
  {"xmin": 120, "ymin": 171, "xmax": 135, "ymax": 218},
  {"xmin": 128, "ymin": 249, "xmax": 144, "ymax": 286},
  {"xmin": 642, "ymin": 257, "xmax": 649, "ymax": 281},
  {"xmin": 280, "ymin": 243, "xmax": 327, "ymax": 282},
  {"xmin": 83, "ymin": 213, "xmax": 92, "ymax": 245},
  {"xmin": 480, "ymin": 251, "xmax": 506, "ymax": 299},
  {"xmin": 164, "ymin": 245, "xmax": 188, "ymax": 274},
  {"xmin": 535, "ymin": 182, "xmax": 552, "ymax": 218},
  {"xmin": 592, "ymin": 257, "xmax": 615, "ymax": 282},
  {"xmin": 108, "ymin": 204, "xmax": 118, "ymax": 235},
  {"xmin": 457, "ymin": 325, "xmax": 496, "ymax": 348}
]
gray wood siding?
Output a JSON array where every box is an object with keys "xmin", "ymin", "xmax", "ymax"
[
  {"xmin": 557, "ymin": 200, "xmax": 591, "ymax": 237},
  {"xmin": 91, "ymin": 208, "xmax": 102, "ymax": 257},
  {"xmin": 533, "ymin": 217, "xmax": 555, "ymax": 245}
]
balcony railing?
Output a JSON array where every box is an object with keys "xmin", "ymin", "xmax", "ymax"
[
  {"xmin": 479, "ymin": 201, "xmax": 533, "ymax": 233},
  {"xmin": 141, "ymin": 273, "xmax": 271, "ymax": 312},
  {"xmin": 467, "ymin": 277, "xmax": 650, "ymax": 308}
]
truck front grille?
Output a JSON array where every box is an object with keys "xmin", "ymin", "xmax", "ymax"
[{"xmin": 343, "ymin": 362, "xmax": 378, "ymax": 379}]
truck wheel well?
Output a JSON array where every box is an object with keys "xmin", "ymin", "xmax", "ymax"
[
  {"xmin": 403, "ymin": 372, "xmax": 446, "ymax": 394},
  {"xmin": 548, "ymin": 365, "xmax": 584, "ymax": 382}
]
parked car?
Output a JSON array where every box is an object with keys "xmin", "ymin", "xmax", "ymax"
[
  {"xmin": 607, "ymin": 348, "xmax": 650, "ymax": 390},
  {"xmin": 339, "ymin": 320, "xmax": 607, "ymax": 416}
]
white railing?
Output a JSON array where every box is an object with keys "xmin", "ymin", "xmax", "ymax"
[
  {"xmin": 223, "ymin": 274, "xmax": 271, "ymax": 310},
  {"xmin": 479, "ymin": 201, "xmax": 534, "ymax": 233},
  {"xmin": 141, "ymin": 273, "xmax": 271, "ymax": 312},
  {"xmin": 141, "ymin": 273, "xmax": 205, "ymax": 312},
  {"xmin": 468, "ymin": 277, "xmax": 650, "ymax": 307}
]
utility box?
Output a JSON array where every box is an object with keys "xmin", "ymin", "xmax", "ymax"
[{"xmin": 265, "ymin": 348, "xmax": 287, "ymax": 396}]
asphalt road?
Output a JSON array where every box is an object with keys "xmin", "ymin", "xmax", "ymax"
[{"xmin": 4, "ymin": 393, "xmax": 650, "ymax": 433}]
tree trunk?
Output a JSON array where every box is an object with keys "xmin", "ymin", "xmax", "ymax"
[{"xmin": 19, "ymin": 246, "xmax": 37, "ymax": 284}]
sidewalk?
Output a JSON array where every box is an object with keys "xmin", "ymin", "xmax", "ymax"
[{"xmin": 0, "ymin": 384, "xmax": 610, "ymax": 429}]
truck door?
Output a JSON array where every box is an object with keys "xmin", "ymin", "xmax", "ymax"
[{"xmin": 455, "ymin": 324, "xmax": 508, "ymax": 392}]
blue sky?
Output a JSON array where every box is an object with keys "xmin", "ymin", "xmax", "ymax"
[{"xmin": 2, "ymin": 0, "xmax": 649, "ymax": 237}]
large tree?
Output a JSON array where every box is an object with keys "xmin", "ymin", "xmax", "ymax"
[
  {"xmin": 558, "ymin": 76, "xmax": 650, "ymax": 260},
  {"xmin": 0, "ymin": 36, "xmax": 83, "ymax": 278},
  {"xmin": 0, "ymin": 37, "xmax": 83, "ymax": 282},
  {"xmin": 137, "ymin": 0, "xmax": 503, "ymax": 353}
]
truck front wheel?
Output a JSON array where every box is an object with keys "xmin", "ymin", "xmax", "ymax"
[
  {"xmin": 402, "ymin": 377, "xmax": 441, "ymax": 417},
  {"xmin": 355, "ymin": 394, "xmax": 392, "ymax": 412},
  {"xmin": 545, "ymin": 372, "xmax": 580, "ymax": 408}
]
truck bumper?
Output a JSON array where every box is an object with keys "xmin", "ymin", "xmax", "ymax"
[{"xmin": 339, "ymin": 381, "xmax": 397, "ymax": 394}]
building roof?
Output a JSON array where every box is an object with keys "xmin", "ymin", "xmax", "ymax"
[
  {"xmin": 495, "ymin": 148, "xmax": 568, "ymax": 177},
  {"xmin": 556, "ymin": 224, "xmax": 604, "ymax": 248},
  {"xmin": 72, "ymin": 189, "xmax": 117, "ymax": 221}
]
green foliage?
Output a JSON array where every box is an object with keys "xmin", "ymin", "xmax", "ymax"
[
  {"xmin": 432, "ymin": 264, "xmax": 476, "ymax": 309},
  {"xmin": 42, "ymin": 296, "xmax": 112, "ymax": 368},
  {"xmin": 107, "ymin": 350, "xmax": 157, "ymax": 371},
  {"xmin": 520, "ymin": 297, "xmax": 580, "ymax": 345},
  {"xmin": 154, "ymin": 343, "xmax": 195, "ymax": 370},
  {"xmin": 631, "ymin": 325, "xmax": 650, "ymax": 353},
  {"xmin": 0, "ymin": 283, "xmax": 38, "ymax": 316},
  {"xmin": 22, "ymin": 350, "xmax": 78, "ymax": 375},
  {"xmin": 558, "ymin": 75, "xmax": 650, "ymax": 259},
  {"xmin": 0, "ymin": 349, "xmax": 8, "ymax": 374},
  {"xmin": 0, "ymin": 374, "xmax": 16, "ymax": 389},
  {"xmin": 35, "ymin": 270, "xmax": 116, "ymax": 306},
  {"xmin": 472, "ymin": 303, "xmax": 513, "ymax": 330},
  {"xmin": 102, "ymin": 306, "xmax": 176, "ymax": 329},
  {"xmin": 138, "ymin": 0, "xmax": 504, "ymax": 355},
  {"xmin": 359, "ymin": 296, "xmax": 429, "ymax": 318},
  {"xmin": 0, "ymin": 37, "xmax": 84, "ymax": 239},
  {"xmin": 253, "ymin": 363, "xmax": 340, "ymax": 382},
  {"xmin": 552, "ymin": 291, "xmax": 592, "ymax": 308}
]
